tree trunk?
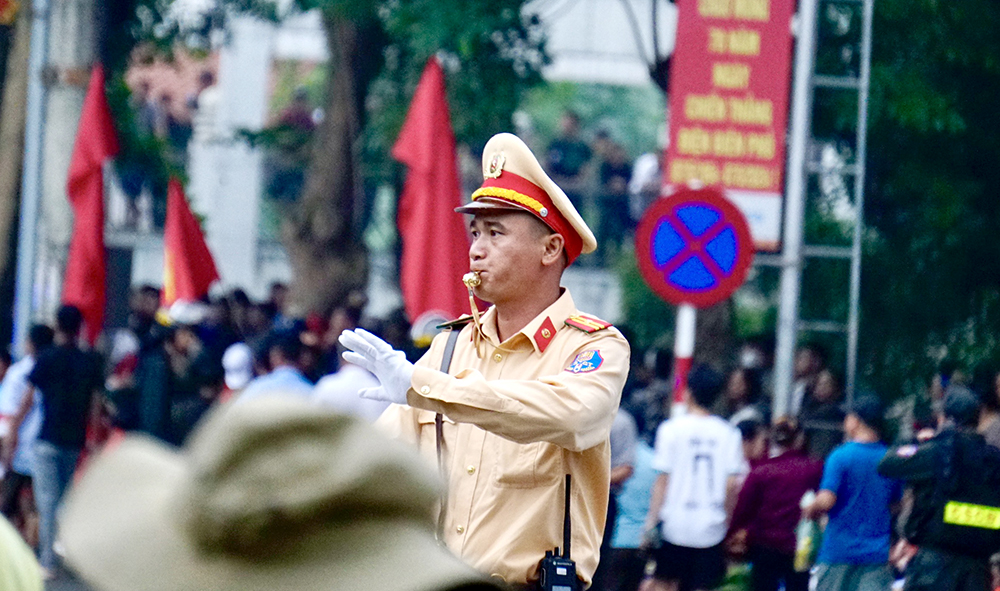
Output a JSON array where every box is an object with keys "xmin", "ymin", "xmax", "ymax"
[
  {"xmin": 0, "ymin": 2, "xmax": 32, "ymax": 343},
  {"xmin": 283, "ymin": 11, "xmax": 381, "ymax": 316}
]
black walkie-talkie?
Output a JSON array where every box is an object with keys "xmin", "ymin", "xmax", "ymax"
[{"xmin": 539, "ymin": 474, "xmax": 578, "ymax": 591}]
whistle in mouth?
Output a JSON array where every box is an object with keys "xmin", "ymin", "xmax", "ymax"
[{"xmin": 463, "ymin": 272, "xmax": 482, "ymax": 288}]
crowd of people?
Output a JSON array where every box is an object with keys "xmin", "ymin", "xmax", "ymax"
[
  {"xmin": 4, "ymin": 282, "xmax": 1000, "ymax": 591},
  {"xmin": 0, "ymin": 282, "xmax": 991, "ymax": 591},
  {"xmin": 592, "ymin": 356, "xmax": 1000, "ymax": 591},
  {"xmin": 0, "ymin": 281, "xmax": 408, "ymax": 579},
  {"xmin": 7, "ymin": 126, "xmax": 1000, "ymax": 591}
]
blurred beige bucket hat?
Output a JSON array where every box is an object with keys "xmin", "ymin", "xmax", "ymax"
[{"xmin": 60, "ymin": 397, "xmax": 501, "ymax": 591}]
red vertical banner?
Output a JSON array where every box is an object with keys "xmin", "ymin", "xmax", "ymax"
[
  {"xmin": 162, "ymin": 178, "xmax": 220, "ymax": 307},
  {"xmin": 665, "ymin": 0, "xmax": 795, "ymax": 251},
  {"xmin": 393, "ymin": 57, "xmax": 469, "ymax": 325},
  {"xmin": 63, "ymin": 65, "xmax": 119, "ymax": 345}
]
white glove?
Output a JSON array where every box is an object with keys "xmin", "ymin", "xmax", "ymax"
[{"xmin": 338, "ymin": 328, "xmax": 415, "ymax": 405}]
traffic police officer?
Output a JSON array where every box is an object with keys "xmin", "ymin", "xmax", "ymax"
[
  {"xmin": 878, "ymin": 386, "xmax": 1000, "ymax": 591},
  {"xmin": 340, "ymin": 133, "xmax": 630, "ymax": 589}
]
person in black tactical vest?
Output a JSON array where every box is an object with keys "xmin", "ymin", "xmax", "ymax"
[{"xmin": 878, "ymin": 385, "xmax": 1000, "ymax": 591}]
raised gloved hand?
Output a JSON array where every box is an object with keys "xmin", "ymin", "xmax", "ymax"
[{"xmin": 338, "ymin": 328, "xmax": 415, "ymax": 405}]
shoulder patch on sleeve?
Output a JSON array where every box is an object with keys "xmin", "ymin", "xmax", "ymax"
[
  {"xmin": 564, "ymin": 314, "xmax": 613, "ymax": 333},
  {"xmin": 566, "ymin": 350, "xmax": 604, "ymax": 373},
  {"xmin": 436, "ymin": 315, "xmax": 474, "ymax": 330}
]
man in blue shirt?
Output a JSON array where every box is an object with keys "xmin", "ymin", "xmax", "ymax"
[
  {"xmin": 805, "ymin": 395, "xmax": 901, "ymax": 591},
  {"xmin": 238, "ymin": 330, "xmax": 313, "ymax": 402}
]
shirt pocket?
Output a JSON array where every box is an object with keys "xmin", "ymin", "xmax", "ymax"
[{"xmin": 492, "ymin": 437, "xmax": 563, "ymax": 489}]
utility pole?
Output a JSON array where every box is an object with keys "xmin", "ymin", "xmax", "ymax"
[
  {"xmin": 14, "ymin": 0, "xmax": 97, "ymax": 354},
  {"xmin": 13, "ymin": 0, "xmax": 50, "ymax": 355}
]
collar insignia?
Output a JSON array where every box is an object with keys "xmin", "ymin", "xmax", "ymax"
[{"xmin": 533, "ymin": 317, "xmax": 557, "ymax": 353}]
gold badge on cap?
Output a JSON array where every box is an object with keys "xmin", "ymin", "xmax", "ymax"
[{"xmin": 484, "ymin": 152, "xmax": 506, "ymax": 179}]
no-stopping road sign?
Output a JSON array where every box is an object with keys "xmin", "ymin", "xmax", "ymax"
[{"xmin": 635, "ymin": 187, "xmax": 754, "ymax": 308}]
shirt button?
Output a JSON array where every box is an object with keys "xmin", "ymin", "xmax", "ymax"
[
  {"xmin": 467, "ymin": 465, "xmax": 476, "ymax": 475},
  {"xmin": 492, "ymin": 353, "xmax": 503, "ymax": 363},
  {"xmin": 419, "ymin": 385, "xmax": 430, "ymax": 395},
  {"xmin": 456, "ymin": 525, "xmax": 465, "ymax": 534}
]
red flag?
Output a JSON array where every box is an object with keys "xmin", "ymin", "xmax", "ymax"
[
  {"xmin": 162, "ymin": 178, "xmax": 220, "ymax": 306},
  {"xmin": 62, "ymin": 65, "xmax": 118, "ymax": 345},
  {"xmin": 393, "ymin": 57, "xmax": 469, "ymax": 323}
]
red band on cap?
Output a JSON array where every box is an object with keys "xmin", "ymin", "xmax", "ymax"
[{"xmin": 472, "ymin": 171, "xmax": 583, "ymax": 263}]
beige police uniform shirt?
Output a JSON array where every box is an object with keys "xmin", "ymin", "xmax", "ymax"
[{"xmin": 378, "ymin": 290, "xmax": 630, "ymax": 586}]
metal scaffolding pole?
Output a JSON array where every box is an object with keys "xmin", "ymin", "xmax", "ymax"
[
  {"xmin": 845, "ymin": 0, "xmax": 875, "ymax": 400},
  {"xmin": 773, "ymin": 0, "xmax": 820, "ymax": 419}
]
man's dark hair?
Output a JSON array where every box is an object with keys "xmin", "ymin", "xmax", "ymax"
[
  {"xmin": 971, "ymin": 364, "xmax": 1000, "ymax": 412},
  {"xmin": 257, "ymin": 302, "xmax": 278, "ymax": 321},
  {"xmin": 771, "ymin": 417, "xmax": 802, "ymax": 447},
  {"xmin": 687, "ymin": 364, "xmax": 725, "ymax": 409},
  {"xmin": 339, "ymin": 305, "xmax": 364, "ymax": 328},
  {"xmin": 28, "ymin": 324, "xmax": 55, "ymax": 350},
  {"xmin": 269, "ymin": 329, "xmax": 303, "ymax": 364},
  {"xmin": 735, "ymin": 367, "xmax": 765, "ymax": 404},
  {"xmin": 56, "ymin": 305, "xmax": 84, "ymax": 336},
  {"xmin": 736, "ymin": 417, "xmax": 765, "ymax": 442},
  {"xmin": 943, "ymin": 385, "xmax": 981, "ymax": 428},
  {"xmin": 848, "ymin": 394, "xmax": 885, "ymax": 435},
  {"xmin": 652, "ymin": 348, "xmax": 672, "ymax": 380},
  {"xmin": 138, "ymin": 284, "xmax": 160, "ymax": 299},
  {"xmin": 939, "ymin": 358, "xmax": 959, "ymax": 382},
  {"xmin": 229, "ymin": 289, "xmax": 251, "ymax": 308}
]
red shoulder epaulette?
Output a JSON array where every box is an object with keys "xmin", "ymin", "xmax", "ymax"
[
  {"xmin": 564, "ymin": 314, "xmax": 613, "ymax": 333},
  {"xmin": 436, "ymin": 315, "xmax": 475, "ymax": 330}
]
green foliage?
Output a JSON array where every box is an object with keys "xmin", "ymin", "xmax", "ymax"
[
  {"xmin": 520, "ymin": 81, "xmax": 666, "ymax": 159},
  {"xmin": 857, "ymin": 0, "xmax": 1000, "ymax": 398},
  {"xmin": 269, "ymin": 61, "xmax": 325, "ymax": 113},
  {"xmin": 361, "ymin": 0, "xmax": 546, "ymax": 183}
]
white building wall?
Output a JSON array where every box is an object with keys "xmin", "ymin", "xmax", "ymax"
[{"xmin": 526, "ymin": 0, "xmax": 677, "ymax": 85}]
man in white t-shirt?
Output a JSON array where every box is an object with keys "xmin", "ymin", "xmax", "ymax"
[{"xmin": 643, "ymin": 365, "xmax": 748, "ymax": 591}]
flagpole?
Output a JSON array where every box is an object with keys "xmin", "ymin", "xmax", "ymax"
[{"xmin": 13, "ymin": 0, "xmax": 51, "ymax": 356}]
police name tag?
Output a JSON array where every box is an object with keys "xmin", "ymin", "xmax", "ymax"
[{"xmin": 943, "ymin": 501, "xmax": 1000, "ymax": 529}]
